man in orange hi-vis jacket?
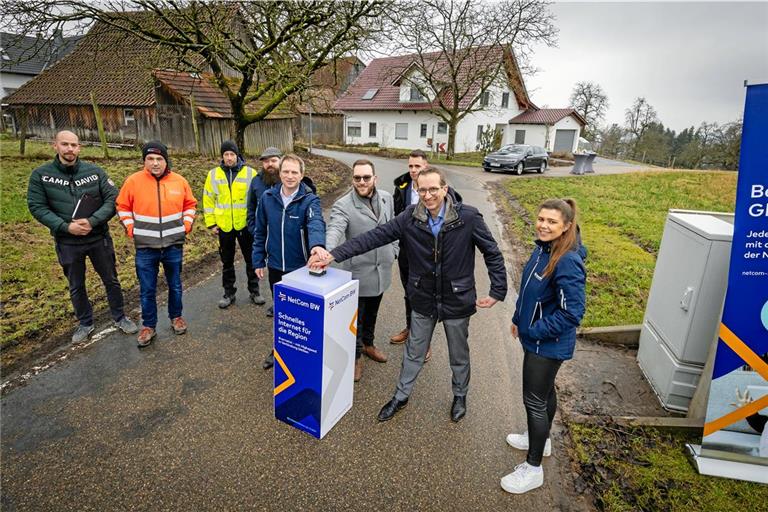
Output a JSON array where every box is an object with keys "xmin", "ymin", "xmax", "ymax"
[{"xmin": 116, "ymin": 141, "xmax": 197, "ymax": 348}]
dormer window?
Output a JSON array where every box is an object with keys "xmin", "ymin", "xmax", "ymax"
[{"xmin": 409, "ymin": 87, "xmax": 425, "ymax": 102}]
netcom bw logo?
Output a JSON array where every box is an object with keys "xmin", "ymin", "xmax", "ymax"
[{"xmin": 278, "ymin": 292, "xmax": 287, "ymax": 301}]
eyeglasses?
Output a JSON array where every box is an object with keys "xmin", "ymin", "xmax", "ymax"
[
  {"xmin": 417, "ymin": 187, "xmax": 443, "ymax": 196},
  {"xmin": 352, "ymin": 175, "xmax": 374, "ymax": 183}
]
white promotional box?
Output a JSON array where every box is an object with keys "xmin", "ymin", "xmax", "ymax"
[{"xmin": 272, "ymin": 267, "xmax": 358, "ymax": 439}]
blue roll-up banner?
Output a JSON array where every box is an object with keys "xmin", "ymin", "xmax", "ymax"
[{"xmin": 689, "ymin": 83, "xmax": 768, "ymax": 483}]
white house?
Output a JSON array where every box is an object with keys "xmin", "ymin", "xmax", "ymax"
[{"xmin": 334, "ymin": 47, "xmax": 586, "ymax": 154}]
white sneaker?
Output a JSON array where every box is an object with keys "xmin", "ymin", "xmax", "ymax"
[
  {"xmin": 506, "ymin": 431, "xmax": 551, "ymax": 457},
  {"xmin": 501, "ymin": 462, "xmax": 544, "ymax": 494}
]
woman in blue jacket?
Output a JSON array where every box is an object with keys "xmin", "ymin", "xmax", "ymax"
[{"xmin": 501, "ymin": 198, "xmax": 587, "ymax": 495}]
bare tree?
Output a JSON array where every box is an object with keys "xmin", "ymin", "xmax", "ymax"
[
  {"xmin": 569, "ymin": 81, "xmax": 608, "ymax": 140},
  {"xmin": 385, "ymin": 0, "xmax": 557, "ymax": 158},
  {"xmin": 0, "ymin": 0, "xmax": 388, "ymax": 150},
  {"xmin": 624, "ymin": 96, "xmax": 658, "ymax": 157}
]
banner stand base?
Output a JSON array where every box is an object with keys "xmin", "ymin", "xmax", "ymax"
[{"xmin": 686, "ymin": 444, "xmax": 768, "ymax": 484}]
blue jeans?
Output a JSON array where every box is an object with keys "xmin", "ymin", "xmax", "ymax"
[{"xmin": 135, "ymin": 245, "xmax": 183, "ymax": 329}]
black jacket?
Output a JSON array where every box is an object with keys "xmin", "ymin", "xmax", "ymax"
[
  {"xmin": 27, "ymin": 156, "xmax": 118, "ymax": 245},
  {"xmin": 331, "ymin": 195, "xmax": 507, "ymax": 320}
]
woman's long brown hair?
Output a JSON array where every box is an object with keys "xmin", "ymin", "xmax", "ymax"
[{"xmin": 539, "ymin": 198, "xmax": 579, "ymax": 277}]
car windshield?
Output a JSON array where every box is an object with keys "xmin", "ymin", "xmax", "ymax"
[{"xmin": 497, "ymin": 145, "xmax": 526, "ymax": 154}]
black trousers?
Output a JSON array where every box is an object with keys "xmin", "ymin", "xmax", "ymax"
[
  {"xmin": 356, "ymin": 294, "xmax": 384, "ymax": 359},
  {"xmin": 397, "ymin": 256, "xmax": 412, "ymax": 329},
  {"xmin": 522, "ymin": 350, "xmax": 563, "ymax": 466},
  {"xmin": 218, "ymin": 228, "xmax": 259, "ymax": 296},
  {"xmin": 267, "ymin": 267, "xmax": 287, "ymax": 296},
  {"xmin": 55, "ymin": 235, "xmax": 125, "ymax": 327}
]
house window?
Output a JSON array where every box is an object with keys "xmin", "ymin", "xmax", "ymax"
[
  {"xmin": 477, "ymin": 125, "xmax": 484, "ymax": 143},
  {"xmin": 369, "ymin": 122, "xmax": 377, "ymax": 137},
  {"xmin": 347, "ymin": 121, "xmax": 361, "ymax": 138},
  {"xmin": 515, "ymin": 129, "xmax": 526, "ymax": 144},
  {"xmin": 409, "ymin": 87, "xmax": 425, "ymax": 102},
  {"xmin": 124, "ymin": 108, "xmax": 135, "ymax": 125},
  {"xmin": 501, "ymin": 92, "xmax": 509, "ymax": 109},
  {"xmin": 479, "ymin": 91, "xmax": 490, "ymax": 107},
  {"xmin": 362, "ymin": 88, "xmax": 379, "ymax": 100},
  {"xmin": 395, "ymin": 123, "xmax": 408, "ymax": 140},
  {"xmin": 420, "ymin": 123, "xmax": 427, "ymax": 138},
  {"xmin": 437, "ymin": 122, "xmax": 447, "ymax": 134}
]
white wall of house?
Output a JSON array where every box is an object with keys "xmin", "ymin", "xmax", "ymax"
[
  {"xmin": 342, "ymin": 86, "xmax": 523, "ymax": 153},
  {"xmin": 0, "ymin": 72, "xmax": 32, "ymax": 99},
  {"xmin": 505, "ymin": 115, "xmax": 583, "ymax": 153}
]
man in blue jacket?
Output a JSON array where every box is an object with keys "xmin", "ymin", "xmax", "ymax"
[
  {"xmin": 252, "ymin": 153, "xmax": 326, "ymax": 370},
  {"xmin": 310, "ymin": 167, "xmax": 507, "ymax": 423}
]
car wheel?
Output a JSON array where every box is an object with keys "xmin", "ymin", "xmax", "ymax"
[
  {"xmin": 538, "ymin": 160, "xmax": 547, "ymax": 174},
  {"xmin": 483, "ymin": 166, "xmax": 491, "ymax": 173},
  {"xmin": 515, "ymin": 162, "xmax": 524, "ymax": 175}
]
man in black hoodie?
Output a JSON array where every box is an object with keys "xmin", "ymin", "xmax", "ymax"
[
  {"xmin": 27, "ymin": 130, "xmax": 138, "ymax": 343},
  {"xmin": 203, "ymin": 140, "xmax": 265, "ymax": 308}
]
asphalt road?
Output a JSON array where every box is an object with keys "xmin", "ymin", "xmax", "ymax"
[{"xmin": 1, "ymin": 150, "xmax": 591, "ymax": 511}]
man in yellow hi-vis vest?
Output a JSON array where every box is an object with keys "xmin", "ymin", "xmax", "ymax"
[{"xmin": 203, "ymin": 140, "xmax": 266, "ymax": 308}]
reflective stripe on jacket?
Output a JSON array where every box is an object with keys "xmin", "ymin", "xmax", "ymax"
[
  {"xmin": 203, "ymin": 162, "xmax": 255, "ymax": 232},
  {"xmin": 116, "ymin": 168, "xmax": 198, "ymax": 249}
]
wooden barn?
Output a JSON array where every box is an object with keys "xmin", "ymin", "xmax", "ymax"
[{"xmin": 4, "ymin": 17, "xmax": 294, "ymax": 155}]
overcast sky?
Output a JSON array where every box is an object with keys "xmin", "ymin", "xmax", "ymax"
[{"xmin": 524, "ymin": 1, "xmax": 768, "ymax": 132}]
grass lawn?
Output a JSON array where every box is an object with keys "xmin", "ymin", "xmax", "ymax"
[
  {"xmin": 307, "ymin": 142, "xmax": 485, "ymax": 168},
  {"xmin": 496, "ymin": 171, "xmax": 737, "ymax": 327},
  {"xmin": 0, "ymin": 138, "xmax": 346, "ymax": 368},
  {"xmin": 570, "ymin": 423, "xmax": 768, "ymax": 512}
]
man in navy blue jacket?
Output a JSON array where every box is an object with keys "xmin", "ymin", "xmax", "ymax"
[
  {"xmin": 310, "ymin": 167, "xmax": 507, "ymax": 423},
  {"xmin": 252, "ymin": 153, "xmax": 326, "ymax": 369}
]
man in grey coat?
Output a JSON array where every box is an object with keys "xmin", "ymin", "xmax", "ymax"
[{"xmin": 326, "ymin": 159, "xmax": 398, "ymax": 382}]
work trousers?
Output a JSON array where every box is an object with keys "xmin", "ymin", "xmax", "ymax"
[
  {"xmin": 522, "ymin": 350, "xmax": 563, "ymax": 466},
  {"xmin": 356, "ymin": 294, "xmax": 384, "ymax": 359},
  {"xmin": 218, "ymin": 228, "xmax": 259, "ymax": 297},
  {"xmin": 394, "ymin": 311, "xmax": 470, "ymax": 401},
  {"xmin": 135, "ymin": 245, "xmax": 183, "ymax": 329},
  {"xmin": 55, "ymin": 235, "xmax": 125, "ymax": 327}
]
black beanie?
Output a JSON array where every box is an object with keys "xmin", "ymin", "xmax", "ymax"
[
  {"xmin": 221, "ymin": 140, "xmax": 239, "ymax": 157},
  {"xmin": 142, "ymin": 141, "xmax": 171, "ymax": 169}
]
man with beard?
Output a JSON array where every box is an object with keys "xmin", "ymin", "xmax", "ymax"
[
  {"xmin": 246, "ymin": 147, "xmax": 282, "ymax": 317},
  {"xmin": 204, "ymin": 140, "xmax": 265, "ymax": 308},
  {"xmin": 27, "ymin": 130, "xmax": 138, "ymax": 343},
  {"xmin": 326, "ymin": 159, "xmax": 397, "ymax": 382}
]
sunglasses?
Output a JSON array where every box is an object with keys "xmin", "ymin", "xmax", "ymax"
[{"xmin": 352, "ymin": 175, "xmax": 374, "ymax": 183}]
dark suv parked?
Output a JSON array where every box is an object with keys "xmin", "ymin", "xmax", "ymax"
[{"xmin": 482, "ymin": 144, "xmax": 548, "ymax": 175}]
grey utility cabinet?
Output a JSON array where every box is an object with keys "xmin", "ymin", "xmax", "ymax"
[{"xmin": 637, "ymin": 210, "xmax": 734, "ymax": 412}]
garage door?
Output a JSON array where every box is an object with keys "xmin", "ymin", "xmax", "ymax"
[{"xmin": 553, "ymin": 129, "xmax": 576, "ymax": 153}]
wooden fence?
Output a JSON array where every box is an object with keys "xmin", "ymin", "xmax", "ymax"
[
  {"xmin": 8, "ymin": 103, "xmax": 294, "ymax": 156},
  {"xmin": 293, "ymin": 114, "xmax": 343, "ymax": 145}
]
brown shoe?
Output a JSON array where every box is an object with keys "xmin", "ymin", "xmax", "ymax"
[
  {"xmin": 363, "ymin": 345, "xmax": 388, "ymax": 363},
  {"xmin": 137, "ymin": 327, "xmax": 156, "ymax": 348},
  {"xmin": 424, "ymin": 347, "xmax": 432, "ymax": 363},
  {"xmin": 354, "ymin": 358, "xmax": 363, "ymax": 382},
  {"xmin": 171, "ymin": 317, "xmax": 187, "ymax": 335},
  {"xmin": 390, "ymin": 327, "xmax": 408, "ymax": 344}
]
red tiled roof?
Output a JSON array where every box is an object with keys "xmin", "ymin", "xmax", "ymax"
[
  {"xmin": 509, "ymin": 108, "xmax": 587, "ymax": 126},
  {"xmin": 154, "ymin": 70, "xmax": 232, "ymax": 118},
  {"xmin": 334, "ymin": 46, "xmax": 532, "ymax": 111}
]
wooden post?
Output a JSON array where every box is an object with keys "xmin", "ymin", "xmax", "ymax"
[
  {"xmin": 18, "ymin": 108, "xmax": 28, "ymax": 156},
  {"xmin": 90, "ymin": 91, "xmax": 109, "ymax": 159},
  {"xmin": 189, "ymin": 95, "xmax": 201, "ymax": 154},
  {"xmin": 641, "ymin": 150, "xmax": 646, "ymax": 163},
  {"xmin": 670, "ymin": 156, "xmax": 676, "ymax": 169}
]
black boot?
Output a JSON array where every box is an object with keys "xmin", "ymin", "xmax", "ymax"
[{"xmin": 262, "ymin": 351, "xmax": 274, "ymax": 370}]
